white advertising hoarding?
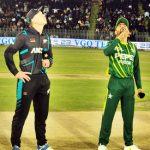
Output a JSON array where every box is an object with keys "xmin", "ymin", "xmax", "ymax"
[{"xmin": 0, "ymin": 37, "xmax": 150, "ymax": 50}]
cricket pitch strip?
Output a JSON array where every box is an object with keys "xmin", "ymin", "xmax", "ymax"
[{"xmin": 0, "ymin": 111, "xmax": 150, "ymax": 150}]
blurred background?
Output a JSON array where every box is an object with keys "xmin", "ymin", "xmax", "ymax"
[{"xmin": 0, "ymin": 0, "xmax": 150, "ymax": 41}]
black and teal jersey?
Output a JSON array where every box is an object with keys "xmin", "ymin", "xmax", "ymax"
[
  {"xmin": 104, "ymin": 38, "xmax": 142, "ymax": 89},
  {"xmin": 4, "ymin": 27, "xmax": 53, "ymax": 75}
]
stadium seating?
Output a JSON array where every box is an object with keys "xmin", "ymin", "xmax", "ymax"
[
  {"xmin": 96, "ymin": 0, "xmax": 150, "ymax": 33},
  {"xmin": 0, "ymin": 0, "xmax": 149, "ymax": 41},
  {"xmin": 0, "ymin": 0, "xmax": 91, "ymax": 30}
]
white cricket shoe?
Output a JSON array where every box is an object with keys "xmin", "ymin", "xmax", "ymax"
[
  {"xmin": 12, "ymin": 145, "xmax": 20, "ymax": 150},
  {"xmin": 124, "ymin": 145, "xmax": 141, "ymax": 150},
  {"xmin": 37, "ymin": 143, "xmax": 54, "ymax": 150},
  {"xmin": 98, "ymin": 144, "xmax": 108, "ymax": 150}
]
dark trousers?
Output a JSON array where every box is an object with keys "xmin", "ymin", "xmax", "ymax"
[
  {"xmin": 11, "ymin": 74, "xmax": 50, "ymax": 147},
  {"xmin": 99, "ymin": 76, "xmax": 135, "ymax": 146}
]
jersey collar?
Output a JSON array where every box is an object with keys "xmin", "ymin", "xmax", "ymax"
[{"xmin": 29, "ymin": 27, "xmax": 40, "ymax": 35}]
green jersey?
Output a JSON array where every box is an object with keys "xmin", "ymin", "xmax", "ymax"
[{"xmin": 104, "ymin": 38, "xmax": 142, "ymax": 89}]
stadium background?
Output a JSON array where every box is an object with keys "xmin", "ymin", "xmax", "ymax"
[{"xmin": 0, "ymin": 0, "xmax": 150, "ymax": 150}]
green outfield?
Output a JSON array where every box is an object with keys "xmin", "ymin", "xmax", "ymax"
[{"xmin": 0, "ymin": 46, "xmax": 150, "ymax": 111}]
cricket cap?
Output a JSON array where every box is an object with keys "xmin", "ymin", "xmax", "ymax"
[
  {"xmin": 115, "ymin": 17, "xmax": 129, "ymax": 29},
  {"xmin": 26, "ymin": 6, "xmax": 43, "ymax": 23}
]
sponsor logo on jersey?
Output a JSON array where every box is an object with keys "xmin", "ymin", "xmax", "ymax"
[
  {"xmin": 115, "ymin": 53, "xmax": 134, "ymax": 61},
  {"xmin": 120, "ymin": 60, "xmax": 131, "ymax": 65},
  {"xmin": 31, "ymin": 48, "xmax": 42, "ymax": 53},
  {"xmin": 30, "ymin": 38, "xmax": 36, "ymax": 43}
]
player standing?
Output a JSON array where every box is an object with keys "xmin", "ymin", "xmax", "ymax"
[
  {"xmin": 4, "ymin": 7, "xmax": 53, "ymax": 150},
  {"xmin": 98, "ymin": 17, "xmax": 145, "ymax": 150}
]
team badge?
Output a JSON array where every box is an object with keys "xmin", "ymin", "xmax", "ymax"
[
  {"xmin": 44, "ymin": 53, "xmax": 48, "ymax": 58},
  {"xmin": 118, "ymin": 47, "xmax": 124, "ymax": 52},
  {"xmin": 115, "ymin": 46, "xmax": 124, "ymax": 52},
  {"xmin": 43, "ymin": 39, "xmax": 48, "ymax": 44}
]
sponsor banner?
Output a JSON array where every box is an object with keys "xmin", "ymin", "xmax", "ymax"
[
  {"xmin": 51, "ymin": 38, "xmax": 108, "ymax": 48},
  {"xmin": 0, "ymin": 37, "xmax": 15, "ymax": 45},
  {"xmin": 133, "ymin": 42, "xmax": 150, "ymax": 50},
  {"xmin": 0, "ymin": 37, "xmax": 150, "ymax": 50}
]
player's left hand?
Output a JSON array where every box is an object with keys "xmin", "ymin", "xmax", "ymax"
[
  {"xmin": 137, "ymin": 88, "xmax": 145, "ymax": 99},
  {"xmin": 42, "ymin": 59, "xmax": 50, "ymax": 68}
]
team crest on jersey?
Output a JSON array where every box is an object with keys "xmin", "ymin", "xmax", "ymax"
[
  {"xmin": 31, "ymin": 48, "xmax": 42, "ymax": 53},
  {"xmin": 118, "ymin": 47, "xmax": 124, "ymax": 52},
  {"xmin": 43, "ymin": 39, "xmax": 48, "ymax": 44},
  {"xmin": 30, "ymin": 37, "xmax": 36, "ymax": 43},
  {"xmin": 115, "ymin": 46, "xmax": 124, "ymax": 52},
  {"xmin": 44, "ymin": 53, "xmax": 48, "ymax": 58}
]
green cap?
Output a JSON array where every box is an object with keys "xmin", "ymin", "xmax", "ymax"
[{"xmin": 115, "ymin": 17, "xmax": 129, "ymax": 29}]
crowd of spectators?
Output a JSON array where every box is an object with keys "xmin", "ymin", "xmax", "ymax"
[
  {"xmin": 0, "ymin": 0, "xmax": 91, "ymax": 30},
  {"xmin": 0, "ymin": 0, "xmax": 150, "ymax": 41},
  {"xmin": 96, "ymin": 0, "xmax": 150, "ymax": 40}
]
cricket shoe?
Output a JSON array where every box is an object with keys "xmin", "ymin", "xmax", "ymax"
[
  {"xmin": 12, "ymin": 145, "xmax": 20, "ymax": 150},
  {"xmin": 124, "ymin": 145, "xmax": 141, "ymax": 150},
  {"xmin": 98, "ymin": 144, "xmax": 108, "ymax": 150},
  {"xmin": 37, "ymin": 143, "xmax": 54, "ymax": 150}
]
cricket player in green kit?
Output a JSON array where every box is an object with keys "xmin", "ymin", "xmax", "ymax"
[{"xmin": 98, "ymin": 17, "xmax": 145, "ymax": 150}]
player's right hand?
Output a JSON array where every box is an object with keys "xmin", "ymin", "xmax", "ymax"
[{"xmin": 15, "ymin": 71, "xmax": 31, "ymax": 83}]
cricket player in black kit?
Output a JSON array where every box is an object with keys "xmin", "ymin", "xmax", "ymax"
[{"xmin": 4, "ymin": 7, "xmax": 54, "ymax": 150}]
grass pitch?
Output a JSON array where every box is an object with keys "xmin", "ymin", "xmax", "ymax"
[{"xmin": 0, "ymin": 46, "xmax": 150, "ymax": 111}]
